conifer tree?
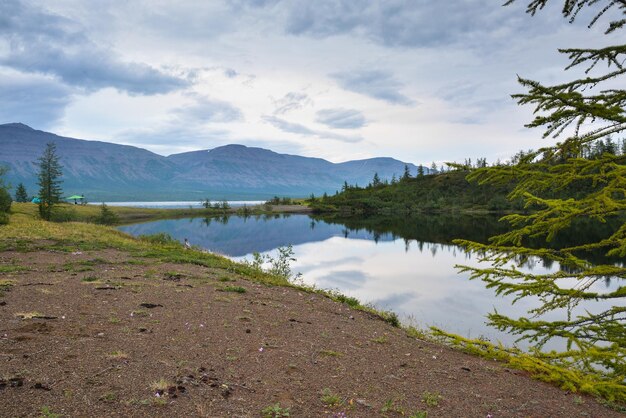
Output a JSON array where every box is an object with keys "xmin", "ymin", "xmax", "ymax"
[
  {"xmin": 417, "ymin": 165, "xmax": 424, "ymax": 176},
  {"xmin": 372, "ymin": 172, "xmax": 381, "ymax": 186},
  {"xmin": 15, "ymin": 183, "xmax": 28, "ymax": 203},
  {"xmin": 450, "ymin": 0, "xmax": 626, "ymax": 395},
  {"xmin": 95, "ymin": 203, "xmax": 119, "ymax": 225},
  {"xmin": 402, "ymin": 164, "xmax": 411, "ymax": 180},
  {"xmin": 37, "ymin": 143, "xmax": 63, "ymax": 221}
]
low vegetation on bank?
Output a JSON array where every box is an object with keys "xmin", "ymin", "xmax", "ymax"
[{"xmin": 1, "ymin": 201, "xmax": 311, "ymax": 227}]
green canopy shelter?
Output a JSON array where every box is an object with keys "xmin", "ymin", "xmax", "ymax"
[{"xmin": 66, "ymin": 195, "xmax": 85, "ymax": 205}]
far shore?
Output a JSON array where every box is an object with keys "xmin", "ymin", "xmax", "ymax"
[{"xmin": 25, "ymin": 202, "xmax": 315, "ymax": 225}]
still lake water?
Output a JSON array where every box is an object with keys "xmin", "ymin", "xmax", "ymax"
[{"xmin": 119, "ymin": 213, "xmax": 618, "ymax": 348}]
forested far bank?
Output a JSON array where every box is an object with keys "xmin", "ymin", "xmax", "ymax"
[{"xmin": 309, "ymin": 170, "xmax": 520, "ymax": 214}]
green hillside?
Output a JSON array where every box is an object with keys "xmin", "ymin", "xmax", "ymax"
[{"xmin": 310, "ymin": 170, "xmax": 522, "ymax": 215}]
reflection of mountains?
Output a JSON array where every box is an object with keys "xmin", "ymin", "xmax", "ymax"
[{"xmin": 119, "ymin": 214, "xmax": 396, "ymax": 257}]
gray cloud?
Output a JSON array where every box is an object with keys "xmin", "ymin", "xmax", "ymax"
[
  {"xmin": 331, "ymin": 70, "xmax": 414, "ymax": 105},
  {"xmin": 0, "ymin": 73, "xmax": 73, "ymax": 128},
  {"xmin": 175, "ymin": 96, "xmax": 243, "ymax": 123},
  {"xmin": 116, "ymin": 95, "xmax": 242, "ymax": 149},
  {"xmin": 439, "ymin": 81, "xmax": 512, "ymax": 124},
  {"xmin": 263, "ymin": 115, "xmax": 362, "ymax": 143},
  {"xmin": 281, "ymin": 0, "xmax": 533, "ymax": 48},
  {"xmin": 316, "ymin": 108, "xmax": 366, "ymax": 129},
  {"xmin": 272, "ymin": 92, "xmax": 312, "ymax": 115},
  {"xmin": 117, "ymin": 125, "xmax": 231, "ymax": 148},
  {"xmin": 0, "ymin": 0, "xmax": 188, "ymax": 95}
]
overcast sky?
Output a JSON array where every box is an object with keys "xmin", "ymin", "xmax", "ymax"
[{"xmin": 0, "ymin": 0, "xmax": 620, "ymax": 165}]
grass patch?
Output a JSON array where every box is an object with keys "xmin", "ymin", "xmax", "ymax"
[
  {"xmin": 333, "ymin": 293, "xmax": 360, "ymax": 308},
  {"xmin": 320, "ymin": 388, "xmax": 343, "ymax": 407},
  {"xmin": 39, "ymin": 406, "xmax": 62, "ymax": 418},
  {"xmin": 0, "ymin": 265, "xmax": 27, "ymax": 273},
  {"xmin": 218, "ymin": 285, "xmax": 247, "ymax": 293},
  {"xmin": 406, "ymin": 326, "xmax": 431, "ymax": 340},
  {"xmin": 421, "ymin": 391, "xmax": 442, "ymax": 407},
  {"xmin": 81, "ymin": 276, "xmax": 99, "ymax": 282},
  {"xmin": 371, "ymin": 335, "xmax": 389, "ymax": 344},
  {"xmin": 150, "ymin": 378, "xmax": 172, "ymax": 393},
  {"xmin": 381, "ymin": 397, "xmax": 405, "ymax": 415},
  {"xmin": 107, "ymin": 351, "xmax": 129, "ymax": 360},
  {"xmin": 152, "ymin": 397, "xmax": 168, "ymax": 407},
  {"xmin": 0, "ymin": 279, "xmax": 16, "ymax": 290},
  {"xmin": 381, "ymin": 311, "xmax": 400, "ymax": 327},
  {"xmin": 99, "ymin": 392, "xmax": 118, "ymax": 403},
  {"xmin": 319, "ymin": 349, "xmax": 343, "ymax": 358},
  {"xmin": 261, "ymin": 403, "xmax": 291, "ymax": 417},
  {"xmin": 139, "ymin": 233, "xmax": 180, "ymax": 246}
]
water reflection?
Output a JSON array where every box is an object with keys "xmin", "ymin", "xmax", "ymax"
[{"xmin": 119, "ymin": 213, "xmax": 619, "ymax": 347}]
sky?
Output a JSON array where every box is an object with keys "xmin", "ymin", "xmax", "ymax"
[{"xmin": 0, "ymin": 0, "xmax": 621, "ymax": 165}]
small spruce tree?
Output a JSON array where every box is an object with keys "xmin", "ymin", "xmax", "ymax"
[
  {"xmin": 402, "ymin": 164, "xmax": 411, "ymax": 180},
  {"xmin": 36, "ymin": 143, "xmax": 63, "ymax": 221},
  {"xmin": 372, "ymin": 172, "xmax": 381, "ymax": 186},
  {"xmin": 95, "ymin": 203, "xmax": 119, "ymax": 225},
  {"xmin": 15, "ymin": 183, "xmax": 28, "ymax": 202}
]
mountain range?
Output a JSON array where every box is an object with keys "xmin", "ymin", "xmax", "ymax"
[{"xmin": 0, "ymin": 123, "xmax": 425, "ymax": 201}]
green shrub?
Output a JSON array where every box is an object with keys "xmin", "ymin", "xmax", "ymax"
[
  {"xmin": 0, "ymin": 188, "xmax": 12, "ymax": 213},
  {"xmin": 138, "ymin": 232, "xmax": 179, "ymax": 245},
  {"xmin": 0, "ymin": 212, "xmax": 8, "ymax": 225},
  {"xmin": 95, "ymin": 203, "xmax": 120, "ymax": 225},
  {"xmin": 50, "ymin": 206, "xmax": 78, "ymax": 222},
  {"xmin": 218, "ymin": 285, "xmax": 247, "ymax": 293}
]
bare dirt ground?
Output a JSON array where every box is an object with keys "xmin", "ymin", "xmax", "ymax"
[{"xmin": 0, "ymin": 247, "xmax": 621, "ymax": 417}]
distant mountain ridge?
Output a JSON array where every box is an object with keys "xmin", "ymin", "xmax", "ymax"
[{"xmin": 0, "ymin": 123, "xmax": 426, "ymax": 201}]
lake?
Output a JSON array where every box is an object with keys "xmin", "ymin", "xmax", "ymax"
[{"xmin": 119, "ymin": 213, "xmax": 619, "ymax": 349}]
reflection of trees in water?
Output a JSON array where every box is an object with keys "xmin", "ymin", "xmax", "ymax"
[
  {"xmin": 314, "ymin": 213, "xmax": 624, "ymax": 271},
  {"xmin": 314, "ymin": 213, "xmax": 507, "ymax": 246}
]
